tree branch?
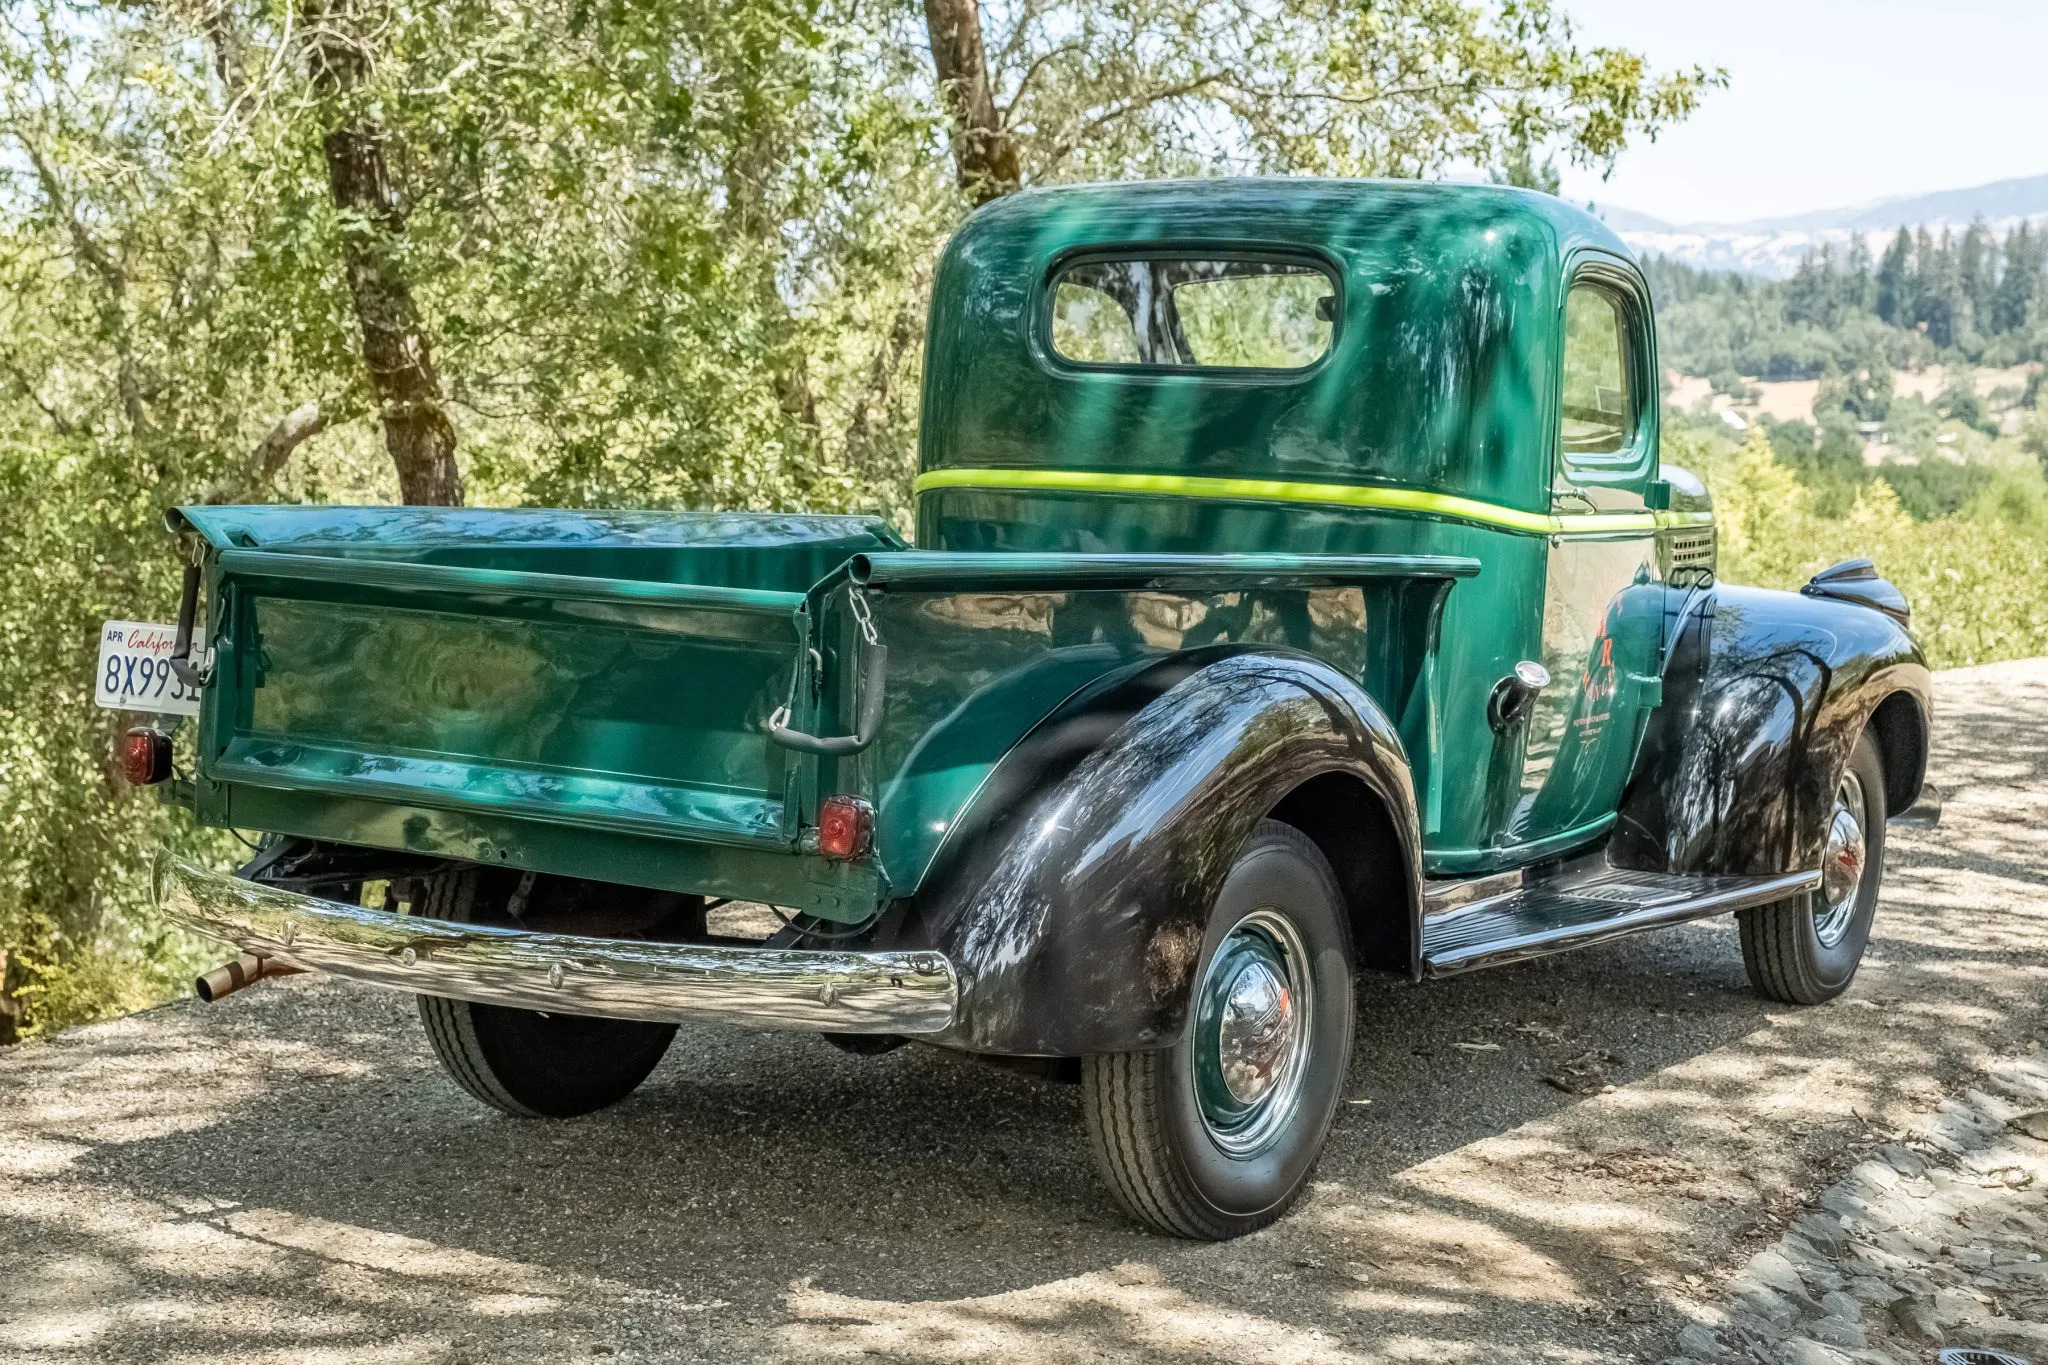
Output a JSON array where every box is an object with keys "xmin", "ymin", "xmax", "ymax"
[
  {"xmin": 203, "ymin": 400, "xmax": 333, "ymax": 504},
  {"xmin": 249, "ymin": 400, "xmax": 330, "ymax": 485},
  {"xmin": 0, "ymin": 349, "xmax": 75, "ymax": 436},
  {"xmin": 1001, "ymin": 40, "xmax": 1090, "ymax": 127}
]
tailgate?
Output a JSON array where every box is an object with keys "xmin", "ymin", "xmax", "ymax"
[{"xmin": 173, "ymin": 508, "xmax": 894, "ymax": 860}]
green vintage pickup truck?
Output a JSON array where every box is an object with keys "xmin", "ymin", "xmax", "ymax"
[{"xmin": 121, "ymin": 180, "xmax": 1933, "ymax": 1240}]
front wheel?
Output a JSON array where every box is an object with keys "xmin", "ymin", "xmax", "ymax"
[
  {"xmin": 1082, "ymin": 820, "xmax": 1355, "ymax": 1239},
  {"xmin": 414, "ymin": 871, "xmax": 678, "ymax": 1118},
  {"xmin": 1738, "ymin": 731, "xmax": 1888, "ymax": 1005}
]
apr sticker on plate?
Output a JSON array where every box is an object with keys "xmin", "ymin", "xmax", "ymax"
[{"xmin": 95, "ymin": 621, "xmax": 202, "ymax": 716}]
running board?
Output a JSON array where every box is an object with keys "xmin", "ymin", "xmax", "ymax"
[{"xmin": 1420, "ymin": 862, "xmax": 1821, "ymax": 977}]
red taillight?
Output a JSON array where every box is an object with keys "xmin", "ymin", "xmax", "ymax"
[
  {"xmin": 817, "ymin": 795, "xmax": 873, "ymax": 861},
  {"xmin": 121, "ymin": 727, "xmax": 172, "ymax": 785}
]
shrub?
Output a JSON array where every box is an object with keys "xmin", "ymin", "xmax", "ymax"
[{"xmin": 1687, "ymin": 425, "xmax": 2048, "ymax": 668}]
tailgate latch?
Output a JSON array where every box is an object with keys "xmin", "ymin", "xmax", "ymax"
[{"xmin": 769, "ymin": 590, "xmax": 888, "ymax": 756}]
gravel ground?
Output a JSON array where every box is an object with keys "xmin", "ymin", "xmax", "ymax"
[
  {"xmin": 1673, "ymin": 1053, "xmax": 2048, "ymax": 1364},
  {"xmin": 3, "ymin": 657, "xmax": 2045, "ymax": 1365}
]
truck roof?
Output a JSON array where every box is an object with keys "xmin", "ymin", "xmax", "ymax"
[
  {"xmin": 918, "ymin": 177, "xmax": 1648, "ymax": 516},
  {"xmin": 961, "ymin": 177, "xmax": 1633, "ymax": 261}
]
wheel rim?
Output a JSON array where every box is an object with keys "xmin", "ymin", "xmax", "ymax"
[
  {"xmin": 1813, "ymin": 769, "xmax": 1869, "ymax": 948},
  {"xmin": 1191, "ymin": 908, "xmax": 1314, "ymax": 1157}
]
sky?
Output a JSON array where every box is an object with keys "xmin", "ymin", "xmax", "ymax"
[{"xmin": 1551, "ymin": 0, "xmax": 2048, "ymax": 227}]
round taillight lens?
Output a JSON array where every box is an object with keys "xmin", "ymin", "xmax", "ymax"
[{"xmin": 121, "ymin": 728, "xmax": 172, "ymax": 785}]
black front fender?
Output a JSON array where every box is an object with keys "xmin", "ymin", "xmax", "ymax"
[
  {"xmin": 900, "ymin": 652, "xmax": 1419, "ymax": 1056},
  {"xmin": 1613, "ymin": 583, "xmax": 1932, "ymax": 876}
]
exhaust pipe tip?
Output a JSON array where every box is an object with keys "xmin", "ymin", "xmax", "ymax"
[{"xmin": 196, "ymin": 952, "xmax": 299, "ymax": 1004}]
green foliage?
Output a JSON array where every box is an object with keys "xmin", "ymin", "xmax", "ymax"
[
  {"xmin": 1870, "ymin": 460, "xmax": 1996, "ymax": 521},
  {"xmin": 1646, "ymin": 223, "xmax": 2048, "ymax": 383},
  {"xmin": 1681, "ymin": 424, "xmax": 2048, "ymax": 670},
  {"xmin": 1936, "ymin": 376, "xmax": 1999, "ymax": 436},
  {"xmin": 2022, "ymin": 410, "xmax": 2048, "ymax": 470},
  {"xmin": 978, "ymin": 0, "xmax": 1722, "ymax": 186},
  {"xmin": 1817, "ymin": 359, "xmax": 1893, "ymax": 424},
  {"xmin": 0, "ymin": 430, "xmax": 229, "ymax": 1038}
]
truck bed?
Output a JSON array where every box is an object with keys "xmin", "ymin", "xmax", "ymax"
[{"xmin": 172, "ymin": 506, "xmax": 1476, "ymax": 922}]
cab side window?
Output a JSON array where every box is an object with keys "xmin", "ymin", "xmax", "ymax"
[{"xmin": 1559, "ymin": 286, "xmax": 1631, "ymax": 456}]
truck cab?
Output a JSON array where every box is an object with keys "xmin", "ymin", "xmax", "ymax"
[
  {"xmin": 917, "ymin": 179, "xmax": 1703, "ymax": 873},
  {"xmin": 142, "ymin": 180, "xmax": 1932, "ymax": 1242}
]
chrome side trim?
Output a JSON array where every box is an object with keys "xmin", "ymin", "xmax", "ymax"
[
  {"xmin": 1419, "ymin": 869, "xmax": 1524, "ymax": 917},
  {"xmin": 155, "ymin": 858, "xmax": 957, "ymax": 1034}
]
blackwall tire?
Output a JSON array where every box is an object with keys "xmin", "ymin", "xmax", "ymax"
[
  {"xmin": 1738, "ymin": 732, "xmax": 1888, "ymax": 1006},
  {"xmin": 1082, "ymin": 819, "xmax": 1355, "ymax": 1240},
  {"xmin": 414, "ymin": 871, "xmax": 677, "ymax": 1118}
]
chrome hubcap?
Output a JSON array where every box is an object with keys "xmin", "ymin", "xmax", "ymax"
[
  {"xmin": 1814, "ymin": 770, "xmax": 1868, "ymax": 948},
  {"xmin": 1192, "ymin": 909, "xmax": 1313, "ymax": 1156}
]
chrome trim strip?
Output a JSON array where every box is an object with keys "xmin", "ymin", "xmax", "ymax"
[
  {"xmin": 1419, "ymin": 869, "xmax": 1525, "ymax": 918},
  {"xmin": 155, "ymin": 858, "xmax": 957, "ymax": 1034}
]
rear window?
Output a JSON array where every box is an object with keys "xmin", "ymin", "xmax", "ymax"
[{"xmin": 1048, "ymin": 257, "xmax": 1336, "ymax": 370}]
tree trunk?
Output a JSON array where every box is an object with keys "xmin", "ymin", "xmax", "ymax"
[
  {"xmin": 202, "ymin": 0, "xmax": 247, "ymax": 103},
  {"xmin": 0, "ymin": 950, "xmax": 20, "ymax": 1047},
  {"xmin": 921, "ymin": 0, "xmax": 1020, "ymax": 203},
  {"xmin": 305, "ymin": 4, "xmax": 463, "ymax": 506}
]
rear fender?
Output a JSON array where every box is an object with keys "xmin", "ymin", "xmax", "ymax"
[
  {"xmin": 895, "ymin": 651, "xmax": 1419, "ymax": 1055},
  {"xmin": 1612, "ymin": 583, "xmax": 1931, "ymax": 876}
]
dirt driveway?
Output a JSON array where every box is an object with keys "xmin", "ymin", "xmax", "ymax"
[{"xmin": 4, "ymin": 659, "xmax": 2044, "ymax": 1365}]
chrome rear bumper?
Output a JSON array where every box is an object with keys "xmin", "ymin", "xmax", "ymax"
[{"xmin": 155, "ymin": 858, "xmax": 958, "ymax": 1034}]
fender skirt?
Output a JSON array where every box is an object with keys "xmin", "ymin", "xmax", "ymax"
[
  {"xmin": 1612, "ymin": 583, "xmax": 1932, "ymax": 877},
  {"xmin": 897, "ymin": 652, "xmax": 1420, "ymax": 1056}
]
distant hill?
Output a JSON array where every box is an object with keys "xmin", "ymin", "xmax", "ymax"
[{"xmin": 1590, "ymin": 172, "xmax": 2048, "ymax": 278}]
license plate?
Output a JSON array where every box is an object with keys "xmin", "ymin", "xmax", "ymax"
[{"xmin": 95, "ymin": 621, "xmax": 202, "ymax": 716}]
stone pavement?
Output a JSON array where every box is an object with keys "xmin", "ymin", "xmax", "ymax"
[{"xmin": 1672, "ymin": 1053, "xmax": 2048, "ymax": 1365}]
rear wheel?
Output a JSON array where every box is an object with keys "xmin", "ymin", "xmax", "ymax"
[
  {"xmin": 1082, "ymin": 820, "xmax": 1355, "ymax": 1239},
  {"xmin": 1738, "ymin": 732, "xmax": 1887, "ymax": 1005},
  {"xmin": 414, "ymin": 871, "xmax": 678, "ymax": 1118}
]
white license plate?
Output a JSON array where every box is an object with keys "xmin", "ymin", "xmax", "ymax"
[{"xmin": 95, "ymin": 620, "xmax": 202, "ymax": 716}]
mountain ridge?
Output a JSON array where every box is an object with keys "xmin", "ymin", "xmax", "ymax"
[{"xmin": 1589, "ymin": 171, "xmax": 2048, "ymax": 278}]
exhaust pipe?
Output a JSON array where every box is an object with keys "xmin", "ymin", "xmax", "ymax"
[{"xmin": 196, "ymin": 952, "xmax": 302, "ymax": 1003}]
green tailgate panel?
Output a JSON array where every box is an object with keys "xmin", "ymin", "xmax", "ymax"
[{"xmin": 230, "ymin": 594, "xmax": 793, "ymax": 840}]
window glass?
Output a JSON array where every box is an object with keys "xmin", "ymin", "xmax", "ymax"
[
  {"xmin": 1560, "ymin": 286, "xmax": 1631, "ymax": 455},
  {"xmin": 1051, "ymin": 281, "xmax": 1141, "ymax": 364},
  {"xmin": 1049, "ymin": 258, "xmax": 1335, "ymax": 369}
]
